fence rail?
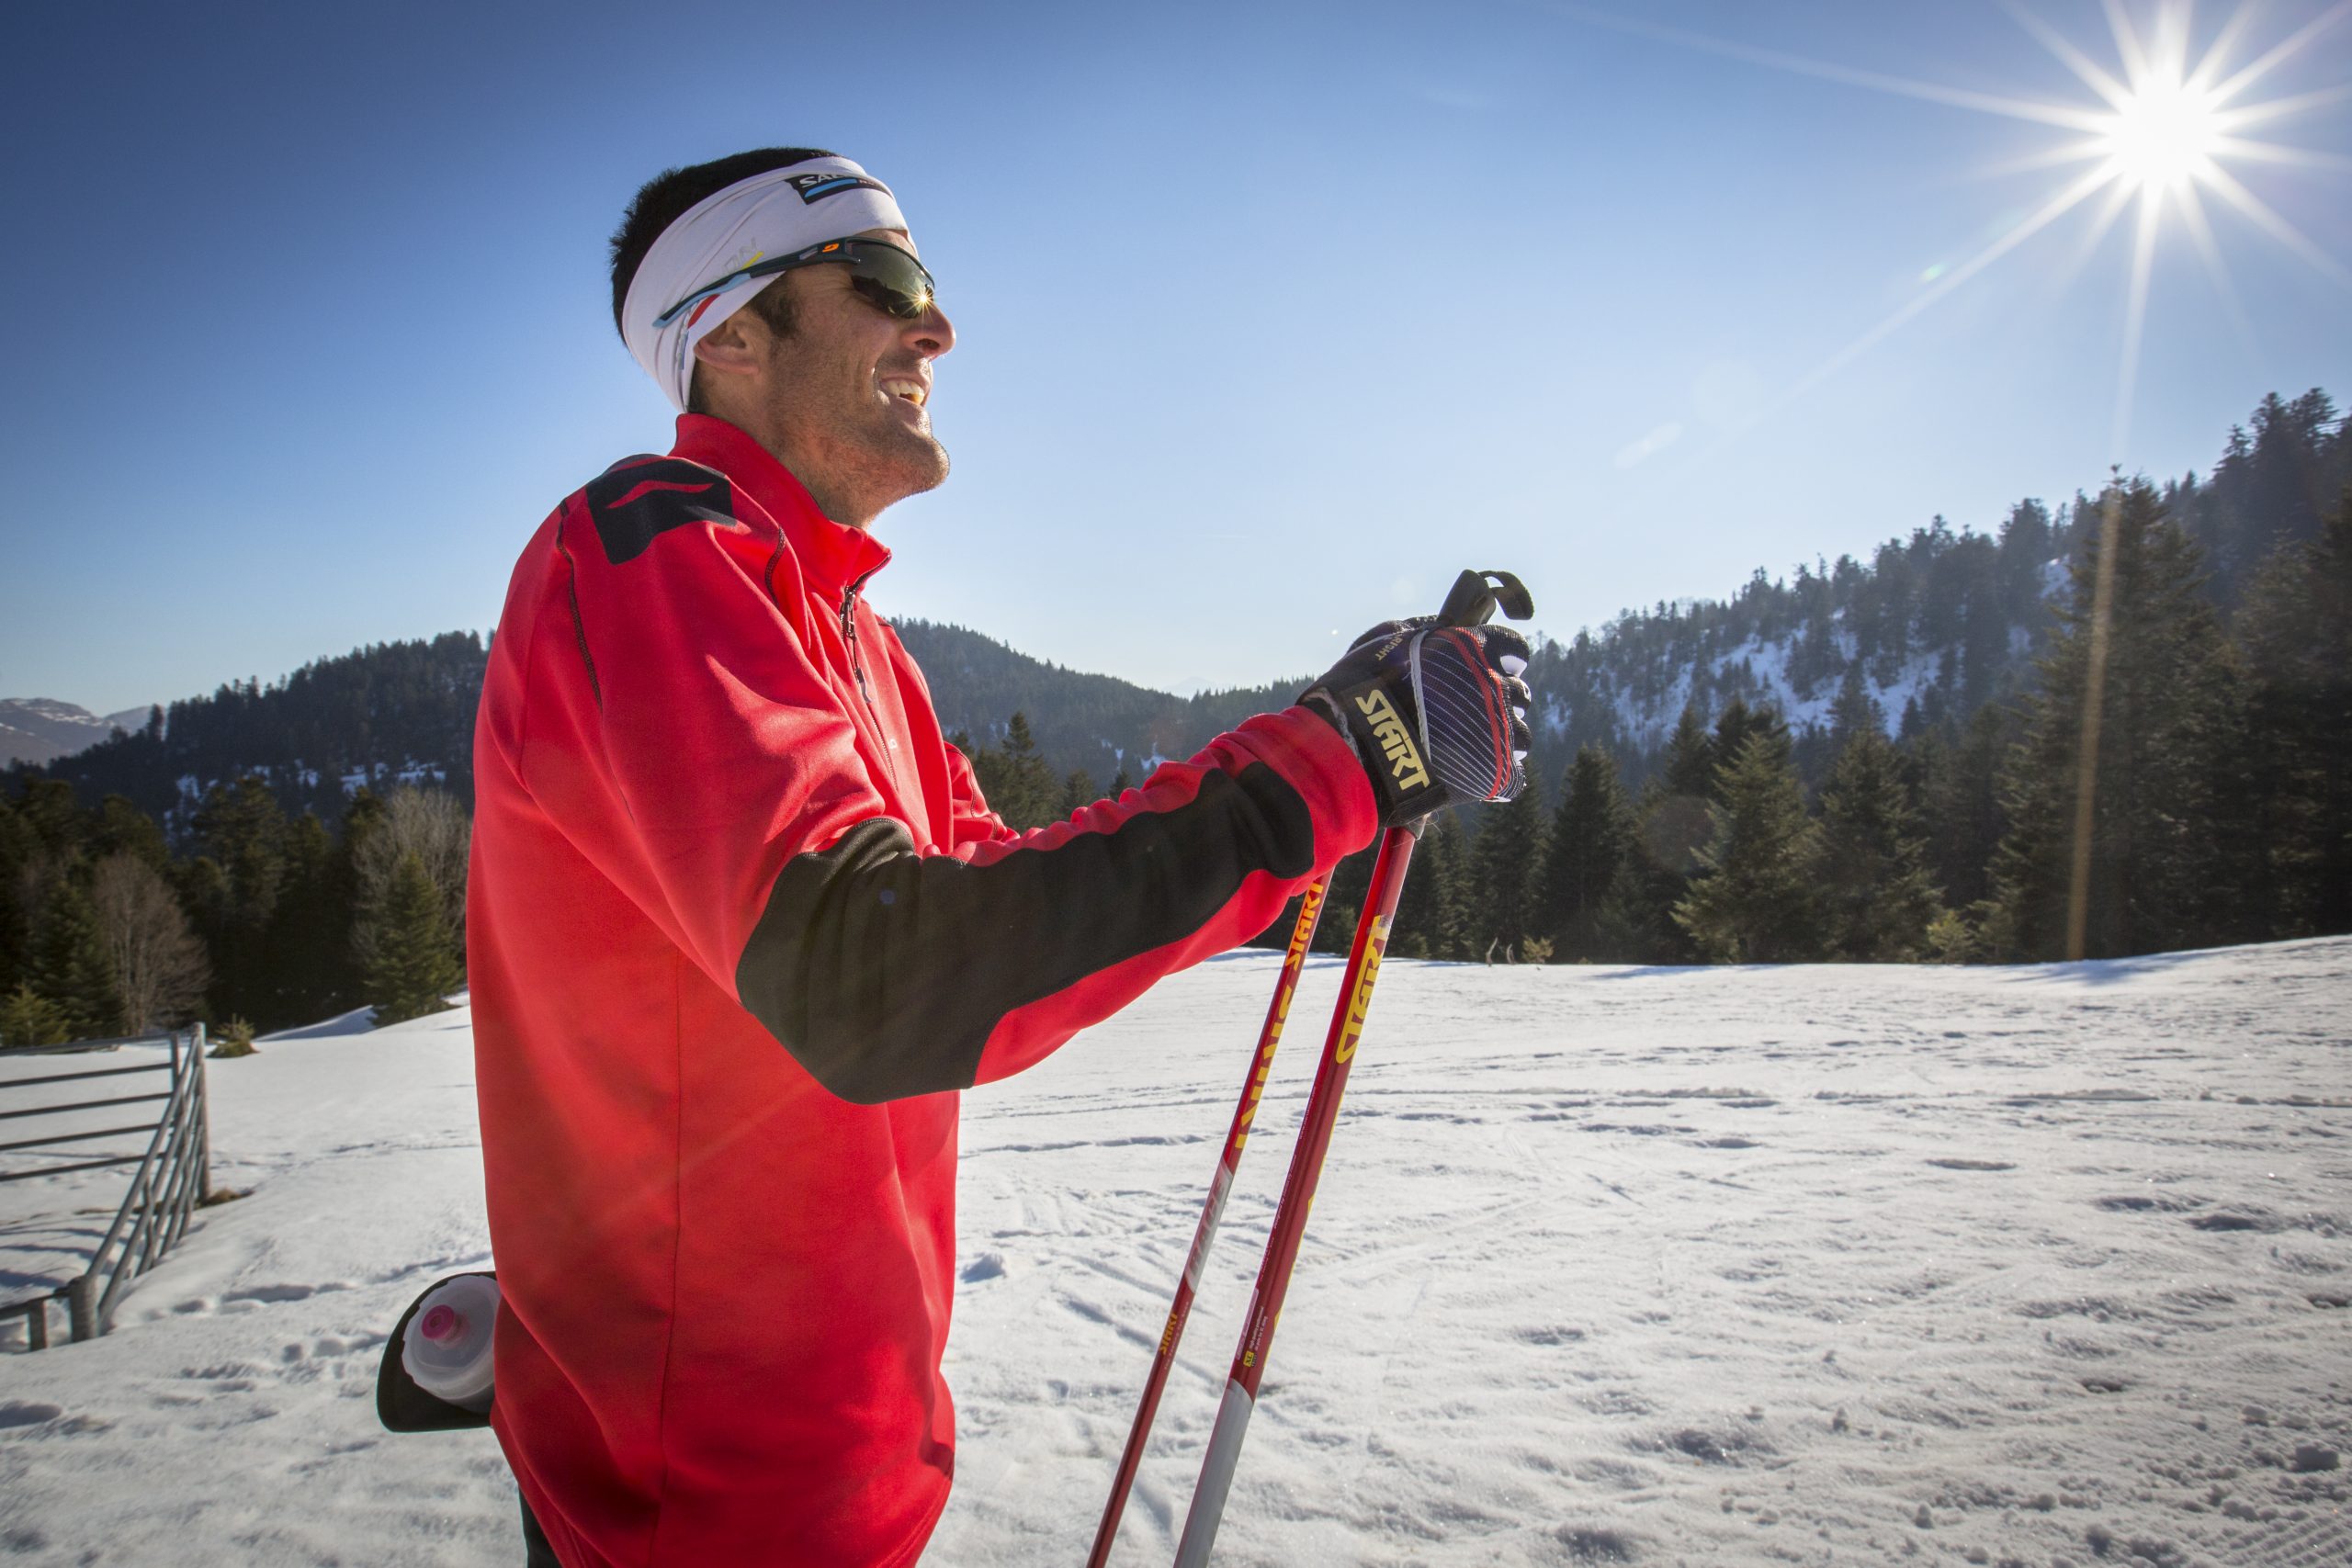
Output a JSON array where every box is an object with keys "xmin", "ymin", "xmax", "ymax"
[{"xmin": 1, "ymin": 1025, "xmax": 210, "ymax": 1351}]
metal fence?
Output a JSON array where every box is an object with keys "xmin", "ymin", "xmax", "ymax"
[{"xmin": 1, "ymin": 1025, "xmax": 210, "ymax": 1350}]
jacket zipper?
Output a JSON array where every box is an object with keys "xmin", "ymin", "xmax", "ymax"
[
  {"xmin": 839, "ymin": 572, "xmax": 902, "ymax": 791},
  {"xmin": 839, "ymin": 575, "xmax": 876, "ymax": 713}
]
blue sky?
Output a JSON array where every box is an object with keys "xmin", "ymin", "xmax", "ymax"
[{"xmin": 3, "ymin": 0, "xmax": 2346, "ymax": 715}]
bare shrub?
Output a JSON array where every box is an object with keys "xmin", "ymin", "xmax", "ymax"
[
  {"xmin": 89, "ymin": 853, "xmax": 209, "ymax": 1034},
  {"xmin": 355, "ymin": 787, "xmax": 470, "ymax": 940}
]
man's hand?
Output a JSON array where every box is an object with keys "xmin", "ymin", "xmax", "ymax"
[{"xmin": 1302, "ymin": 617, "xmax": 1532, "ymax": 828}]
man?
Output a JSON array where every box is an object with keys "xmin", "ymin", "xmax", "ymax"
[{"xmin": 469, "ymin": 148, "xmax": 1532, "ymax": 1566}]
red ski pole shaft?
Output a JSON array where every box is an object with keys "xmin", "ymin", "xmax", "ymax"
[
  {"xmin": 1171, "ymin": 823, "xmax": 1417, "ymax": 1568},
  {"xmin": 1086, "ymin": 878, "xmax": 1329, "ymax": 1568}
]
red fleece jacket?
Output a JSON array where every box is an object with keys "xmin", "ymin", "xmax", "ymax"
[{"xmin": 468, "ymin": 414, "xmax": 1375, "ymax": 1566}]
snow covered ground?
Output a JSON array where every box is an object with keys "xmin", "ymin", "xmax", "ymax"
[{"xmin": 3, "ymin": 942, "xmax": 2346, "ymax": 1567}]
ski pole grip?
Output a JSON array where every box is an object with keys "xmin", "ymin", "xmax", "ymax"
[{"xmin": 1438, "ymin": 569, "xmax": 1533, "ymax": 628}]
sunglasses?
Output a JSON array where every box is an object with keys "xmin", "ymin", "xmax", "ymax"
[{"xmin": 653, "ymin": 238, "xmax": 939, "ymax": 330}]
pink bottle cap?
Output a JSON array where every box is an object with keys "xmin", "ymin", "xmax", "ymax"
[{"xmin": 419, "ymin": 1304, "xmax": 461, "ymax": 1342}]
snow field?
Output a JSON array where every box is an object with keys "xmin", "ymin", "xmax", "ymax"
[
  {"xmin": 934, "ymin": 942, "xmax": 2352, "ymax": 1567},
  {"xmin": 2, "ymin": 943, "xmax": 2347, "ymax": 1566}
]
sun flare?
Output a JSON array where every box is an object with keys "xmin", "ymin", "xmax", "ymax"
[
  {"xmin": 2097, "ymin": 77, "xmax": 2224, "ymax": 193},
  {"xmin": 1563, "ymin": 0, "xmax": 2351, "ymax": 459}
]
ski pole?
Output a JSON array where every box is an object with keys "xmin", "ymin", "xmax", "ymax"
[
  {"xmin": 1085, "ymin": 878, "xmax": 1329, "ymax": 1568},
  {"xmin": 1170, "ymin": 823, "xmax": 1416, "ymax": 1568},
  {"xmin": 1169, "ymin": 568, "xmax": 1528, "ymax": 1567}
]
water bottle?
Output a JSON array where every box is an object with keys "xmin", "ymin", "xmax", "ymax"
[{"xmin": 400, "ymin": 1274, "xmax": 499, "ymax": 1413}]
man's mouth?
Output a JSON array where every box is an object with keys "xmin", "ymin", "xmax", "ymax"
[{"xmin": 880, "ymin": 376, "xmax": 928, "ymax": 408}]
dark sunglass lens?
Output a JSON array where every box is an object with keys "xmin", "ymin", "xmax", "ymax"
[{"xmin": 848, "ymin": 248, "xmax": 935, "ymax": 319}]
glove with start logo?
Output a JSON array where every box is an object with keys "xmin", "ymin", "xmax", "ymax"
[{"xmin": 1302, "ymin": 617, "xmax": 1532, "ymax": 828}]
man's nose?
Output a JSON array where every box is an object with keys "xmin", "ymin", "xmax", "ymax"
[{"xmin": 904, "ymin": 301, "xmax": 955, "ymax": 359}]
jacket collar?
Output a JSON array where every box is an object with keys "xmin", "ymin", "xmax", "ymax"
[{"xmin": 670, "ymin": 414, "xmax": 892, "ymax": 597}]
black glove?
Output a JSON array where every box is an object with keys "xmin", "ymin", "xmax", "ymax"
[{"xmin": 1302, "ymin": 617, "xmax": 1532, "ymax": 827}]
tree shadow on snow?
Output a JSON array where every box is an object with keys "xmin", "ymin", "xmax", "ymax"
[{"xmin": 1993, "ymin": 947, "xmax": 2238, "ymax": 987}]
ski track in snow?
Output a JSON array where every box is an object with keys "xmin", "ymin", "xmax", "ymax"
[{"xmin": 2, "ymin": 945, "xmax": 2346, "ymax": 1566}]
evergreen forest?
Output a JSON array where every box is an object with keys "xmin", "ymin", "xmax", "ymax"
[{"xmin": 4, "ymin": 389, "xmax": 2345, "ymax": 1043}]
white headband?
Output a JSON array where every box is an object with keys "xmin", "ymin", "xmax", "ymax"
[{"xmin": 619, "ymin": 156, "xmax": 908, "ymax": 412}]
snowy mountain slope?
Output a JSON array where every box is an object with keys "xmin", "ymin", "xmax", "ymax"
[
  {"xmin": 0, "ymin": 699, "xmax": 150, "ymax": 769},
  {"xmin": 2, "ymin": 944, "xmax": 2346, "ymax": 1566}
]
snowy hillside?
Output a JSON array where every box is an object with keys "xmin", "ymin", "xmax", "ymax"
[
  {"xmin": 3, "ymin": 944, "xmax": 2347, "ymax": 1566},
  {"xmin": 0, "ymin": 699, "xmax": 150, "ymax": 769}
]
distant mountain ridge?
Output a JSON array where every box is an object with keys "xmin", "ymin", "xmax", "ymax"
[
  {"xmin": 0, "ymin": 698, "xmax": 153, "ymax": 768},
  {"xmin": 888, "ymin": 618, "xmax": 1305, "ymax": 784},
  {"xmin": 14, "ymin": 389, "xmax": 2339, "ymax": 829}
]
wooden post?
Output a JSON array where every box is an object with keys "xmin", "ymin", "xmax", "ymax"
[
  {"xmin": 23, "ymin": 1300, "xmax": 47, "ymax": 1352},
  {"xmin": 192, "ymin": 1023, "xmax": 211, "ymax": 1203},
  {"xmin": 66, "ymin": 1274, "xmax": 96, "ymax": 1343}
]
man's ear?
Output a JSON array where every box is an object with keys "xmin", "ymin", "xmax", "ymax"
[{"xmin": 691, "ymin": 308, "xmax": 770, "ymax": 383}]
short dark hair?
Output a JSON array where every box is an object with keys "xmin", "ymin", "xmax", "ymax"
[
  {"xmin": 611, "ymin": 148, "xmax": 841, "ymax": 413},
  {"xmin": 608, "ymin": 147, "xmax": 838, "ymax": 337}
]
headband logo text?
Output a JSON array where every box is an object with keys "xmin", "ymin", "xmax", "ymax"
[{"xmin": 786, "ymin": 172, "xmax": 892, "ymax": 204}]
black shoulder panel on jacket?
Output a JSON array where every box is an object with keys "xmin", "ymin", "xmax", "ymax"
[
  {"xmin": 735, "ymin": 762, "xmax": 1315, "ymax": 1105},
  {"xmin": 583, "ymin": 457, "xmax": 738, "ymax": 565}
]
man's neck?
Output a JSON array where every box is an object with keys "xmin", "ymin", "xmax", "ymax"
[{"xmin": 714, "ymin": 412, "xmax": 876, "ymax": 529}]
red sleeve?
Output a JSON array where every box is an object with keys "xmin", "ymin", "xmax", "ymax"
[
  {"xmin": 942, "ymin": 741, "xmax": 1010, "ymax": 852},
  {"xmin": 525, "ymin": 476, "xmax": 1376, "ymax": 1104}
]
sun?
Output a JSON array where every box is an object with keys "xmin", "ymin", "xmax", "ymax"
[
  {"xmin": 1553, "ymin": 0, "xmax": 2351, "ymax": 460},
  {"xmin": 2097, "ymin": 76, "xmax": 2225, "ymax": 193}
]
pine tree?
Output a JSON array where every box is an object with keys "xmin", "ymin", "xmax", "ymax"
[
  {"xmin": 968, "ymin": 713, "xmax": 1062, "ymax": 831},
  {"xmin": 1464, "ymin": 777, "xmax": 1548, "ymax": 960},
  {"xmin": 188, "ymin": 776, "xmax": 290, "ymax": 1024},
  {"xmin": 1988, "ymin": 481, "xmax": 2245, "ymax": 959},
  {"xmin": 1709, "ymin": 698, "xmax": 1790, "ymax": 787},
  {"xmin": 12, "ymin": 779, "xmax": 85, "ymax": 860},
  {"xmin": 1634, "ymin": 703, "xmax": 1719, "ymax": 918},
  {"xmin": 0, "ymin": 982, "xmax": 71, "ymax": 1047},
  {"xmin": 1915, "ymin": 700, "xmax": 2015, "ymax": 914},
  {"xmin": 2235, "ymin": 486, "xmax": 2352, "ymax": 935},
  {"xmin": 1998, "ymin": 497, "xmax": 2057, "ymax": 608},
  {"xmin": 1428, "ymin": 810, "xmax": 1478, "ymax": 959},
  {"xmin": 334, "ymin": 788, "xmax": 387, "ymax": 1002},
  {"xmin": 359, "ymin": 852, "xmax": 463, "ymax": 1025},
  {"xmin": 0, "ymin": 794, "xmax": 38, "ymax": 995},
  {"xmin": 265, "ymin": 812, "xmax": 346, "ymax": 1024},
  {"xmin": 1673, "ymin": 733, "xmax": 1824, "ymax": 963},
  {"xmin": 1541, "ymin": 747, "xmax": 1632, "ymax": 960},
  {"xmin": 1386, "ymin": 814, "xmax": 1452, "ymax": 958},
  {"xmin": 1592, "ymin": 844, "xmax": 1688, "ymax": 964},
  {"xmin": 89, "ymin": 795, "xmax": 169, "ymax": 872},
  {"xmin": 1659, "ymin": 705, "xmax": 1716, "ymax": 802},
  {"xmin": 1826, "ymin": 667, "xmax": 1885, "ymax": 759},
  {"xmin": 1815, "ymin": 730, "xmax": 1942, "ymax": 960},
  {"xmin": 2187, "ymin": 389, "xmax": 2342, "ymax": 603},
  {"xmin": 1059, "ymin": 769, "xmax": 1098, "ymax": 820},
  {"xmin": 31, "ymin": 879, "xmax": 122, "ymax": 1040}
]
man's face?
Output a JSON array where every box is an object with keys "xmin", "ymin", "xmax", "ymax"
[{"xmin": 754, "ymin": 227, "xmax": 956, "ymax": 526}]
